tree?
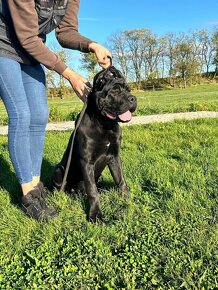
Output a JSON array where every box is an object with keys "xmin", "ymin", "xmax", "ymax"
[
  {"xmin": 109, "ymin": 31, "xmax": 130, "ymax": 79},
  {"xmin": 163, "ymin": 33, "xmax": 180, "ymax": 86},
  {"xmin": 192, "ymin": 29, "xmax": 215, "ymax": 75},
  {"xmin": 56, "ymin": 49, "xmax": 69, "ymax": 98},
  {"xmin": 173, "ymin": 36, "xmax": 201, "ymax": 88},
  {"xmin": 80, "ymin": 52, "xmax": 99, "ymax": 81},
  {"xmin": 45, "ymin": 44, "xmax": 71, "ymax": 98},
  {"xmin": 124, "ymin": 29, "xmax": 148, "ymax": 86},
  {"xmin": 46, "ymin": 69, "xmax": 56, "ymax": 98},
  {"xmin": 142, "ymin": 32, "xmax": 164, "ymax": 80},
  {"xmin": 212, "ymin": 29, "xmax": 218, "ymax": 75}
]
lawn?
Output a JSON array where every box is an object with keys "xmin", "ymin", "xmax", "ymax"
[
  {"xmin": 0, "ymin": 118, "xmax": 217, "ymax": 289},
  {"xmin": 0, "ymin": 83, "xmax": 218, "ymax": 124}
]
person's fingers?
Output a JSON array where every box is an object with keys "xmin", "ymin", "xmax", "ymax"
[
  {"xmin": 89, "ymin": 43, "xmax": 112, "ymax": 68},
  {"xmin": 73, "ymin": 79, "xmax": 86, "ymax": 96},
  {"xmin": 62, "ymin": 67, "xmax": 88, "ymax": 99},
  {"xmin": 99, "ymin": 58, "xmax": 111, "ymax": 68},
  {"xmin": 98, "ymin": 50, "xmax": 111, "ymax": 61}
]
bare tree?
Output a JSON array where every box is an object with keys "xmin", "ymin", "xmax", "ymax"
[
  {"xmin": 173, "ymin": 35, "xmax": 201, "ymax": 88},
  {"xmin": 143, "ymin": 33, "xmax": 165, "ymax": 80},
  {"xmin": 212, "ymin": 29, "xmax": 218, "ymax": 76},
  {"xmin": 163, "ymin": 33, "xmax": 179, "ymax": 86},
  {"xmin": 46, "ymin": 42, "xmax": 72, "ymax": 98},
  {"xmin": 124, "ymin": 29, "xmax": 148, "ymax": 86},
  {"xmin": 109, "ymin": 31, "xmax": 130, "ymax": 79},
  {"xmin": 192, "ymin": 29, "xmax": 215, "ymax": 75},
  {"xmin": 46, "ymin": 69, "xmax": 56, "ymax": 98}
]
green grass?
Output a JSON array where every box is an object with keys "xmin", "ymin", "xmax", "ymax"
[
  {"xmin": 0, "ymin": 83, "xmax": 218, "ymax": 125},
  {"xmin": 135, "ymin": 83, "xmax": 218, "ymax": 115},
  {"xmin": 0, "ymin": 118, "xmax": 217, "ymax": 289}
]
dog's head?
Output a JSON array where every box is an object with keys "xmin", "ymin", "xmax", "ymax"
[{"xmin": 91, "ymin": 66, "xmax": 137, "ymax": 122}]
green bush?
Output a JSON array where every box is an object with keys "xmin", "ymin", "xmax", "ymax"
[
  {"xmin": 67, "ymin": 109, "xmax": 81, "ymax": 121},
  {"xmin": 48, "ymin": 107, "xmax": 64, "ymax": 122},
  {"xmin": 0, "ymin": 116, "xmax": 8, "ymax": 126},
  {"xmin": 188, "ymin": 102, "xmax": 217, "ymax": 112}
]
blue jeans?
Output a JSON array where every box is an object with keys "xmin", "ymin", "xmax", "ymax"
[{"xmin": 0, "ymin": 57, "xmax": 49, "ymax": 184}]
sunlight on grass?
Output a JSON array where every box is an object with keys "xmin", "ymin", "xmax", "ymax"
[
  {"xmin": 0, "ymin": 119, "xmax": 217, "ymax": 289},
  {"xmin": 0, "ymin": 83, "xmax": 218, "ymax": 124}
]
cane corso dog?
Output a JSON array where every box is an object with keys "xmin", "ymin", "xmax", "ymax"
[{"xmin": 52, "ymin": 66, "xmax": 137, "ymax": 221}]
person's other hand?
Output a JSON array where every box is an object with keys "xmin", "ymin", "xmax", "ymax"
[
  {"xmin": 89, "ymin": 42, "xmax": 112, "ymax": 68},
  {"xmin": 62, "ymin": 67, "xmax": 88, "ymax": 99}
]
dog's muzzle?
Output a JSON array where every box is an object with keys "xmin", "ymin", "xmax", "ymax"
[{"xmin": 104, "ymin": 94, "xmax": 137, "ymax": 122}]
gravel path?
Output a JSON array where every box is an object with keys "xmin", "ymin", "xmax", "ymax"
[{"xmin": 0, "ymin": 111, "xmax": 217, "ymax": 135}]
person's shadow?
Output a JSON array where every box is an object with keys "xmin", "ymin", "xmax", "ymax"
[
  {"xmin": 0, "ymin": 154, "xmax": 21, "ymax": 204},
  {"xmin": 0, "ymin": 148, "xmax": 120, "ymax": 217},
  {"xmin": 0, "ymin": 154, "xmax": 55, "ymax": 205}
]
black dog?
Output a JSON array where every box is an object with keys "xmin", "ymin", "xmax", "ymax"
[{"xmin": 52, "ymin": 66, "xmax": 137, "ymax": 221}]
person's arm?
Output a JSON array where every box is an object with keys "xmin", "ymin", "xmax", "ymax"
[
  {"xmin": 56, "ymin": 0, "xmax": 112, "ymax": 68},
  {"xmin": 56, "ymin": 0, "xmax": 93, "ymax": 52},
  {"xmin": 7, "ymin": 0, "xmax": 66, "ymax": 74},
  {"xmin": 8, "ymin": 0, "xmax": 90, "ymax": 98}
]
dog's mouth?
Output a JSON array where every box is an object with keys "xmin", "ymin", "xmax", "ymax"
[{"xmin": 105, "ymin": 110, "xmax": 132, "ymax": 122}]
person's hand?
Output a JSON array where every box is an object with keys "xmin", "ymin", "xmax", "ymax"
[
  {"xmin": 89, "ymin": 42, "xmax": 112, "ymax": 68},
  {"xmin": 62, "ymin": 67, "xmax": 88, "ymax": 99}
]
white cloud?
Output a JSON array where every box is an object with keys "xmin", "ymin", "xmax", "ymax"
[
  {"xmin": 207, "ymin": 21, "xmax": 218, "ymax": 26},
  {"xmin": 79, "ymin": 17, "xmax": 101, "ymax": 21}
]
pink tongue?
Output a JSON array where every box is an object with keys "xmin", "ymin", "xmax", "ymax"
[
  {"xmin": 106, "ymin": 112, "xmax": 116, "ymax": 120},
  {"xmin": 118, "ymin": 110, "xmax": 132, "ymax": 122}
]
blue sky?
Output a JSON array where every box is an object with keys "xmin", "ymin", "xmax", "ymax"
[
  {"xmin": 47, "ymin": 0, "xmax": 218, "ymax": 72},
  {"xmin": 78, "ymin": 0, "xmax": 218, "ymax": 44}
]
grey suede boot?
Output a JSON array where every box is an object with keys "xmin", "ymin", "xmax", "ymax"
[
  {"xmin": 21, "ymin": 187, "xmax": 56, "ymax": 220},
  {"xmin": 35, "ymin": 181, "xmax": 47, "ymax": 198}
]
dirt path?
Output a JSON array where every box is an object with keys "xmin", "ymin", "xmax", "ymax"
[{"xmin": 0, "ymin": 111, "xmax": 217, "ymax": 135}]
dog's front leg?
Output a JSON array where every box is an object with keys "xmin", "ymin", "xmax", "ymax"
[
  {"xmin": 108, "ymin": 156, "xmax": 130, "ymax": 196},
  {"xmin": 80, "ymin": 161, "xmax": 103, "ymax": 222}
]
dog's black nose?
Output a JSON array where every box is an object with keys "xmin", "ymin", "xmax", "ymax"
[{"xmin": 128, "ymin": 96, "xmax": 136, "ymax": 104}]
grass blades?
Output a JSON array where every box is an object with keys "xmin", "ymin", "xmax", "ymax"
[{"xmin": 0, "ymin": 118, "xmax": 217, "ymax": 289}]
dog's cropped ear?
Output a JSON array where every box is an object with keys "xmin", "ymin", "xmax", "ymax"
[
  {"xmin": 93, "ymin": 73, "xmax": 107, "ymax": 91},
  {"xmin": 93, "ymin": 67, "xmax": 124, "ymax": 90},
  {"xmin": 93, "ymin": 69, "xmax": 113, "ymax": 91},
  {"xmin": 108, "ymin": 66, "xmax": 124, "ymax": 79}
]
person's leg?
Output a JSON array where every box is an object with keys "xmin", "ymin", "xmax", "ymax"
[
  {"xmin": 0, "ymin": 57, "xmax": 34, "ymax": 193},
  {"xmin": 21, "ymin": 63, "xmax": 49, "ymax": 187},
  {"xmin": 20, "ymin": 63, "xmax": 56, "ymax": 219},
  {"xmin": 0, "ymin": 57, "xmax": 56, "ymax": 219}
]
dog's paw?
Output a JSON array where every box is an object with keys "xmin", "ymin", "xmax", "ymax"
[
  {"xmin": 88, "ymin": 206, "xmax": 104, "ymax": 223},
  {"xmin": 119, "ymin": 186, "xmax": 130, "ymax": 198}
]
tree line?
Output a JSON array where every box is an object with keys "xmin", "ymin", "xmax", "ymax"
[
  {"xmin": 108, "ymin": 28, "xmax": 218, "ymax": 88},
  {"xmin": 80, "ymin": 28, "xmax": 218, "ymax": 89},
  {"xmin": 46, "ymin": 28, "xmax": 218, "ymax": 95}
]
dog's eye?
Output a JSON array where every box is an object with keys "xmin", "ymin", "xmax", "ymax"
[
  {"xmin": 113, "ymin": 84, "xmax": 125, "ymax": 93},
  {"xmin": 97, "ymin": 78, "xmax": 105, "ymax": 90}
]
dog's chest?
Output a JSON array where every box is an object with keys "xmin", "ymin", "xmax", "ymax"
[
  {"xmin": 93, "ymin": 138, "xmax": 117, "ymax": 157},
  {"xmin": 90, "ymin": 131, "xmax": 120, "ymax": 163}
]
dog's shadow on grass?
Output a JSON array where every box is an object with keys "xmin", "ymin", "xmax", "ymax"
[
  {"xmin": 41, "ymin": 158, "xmax": 56, "ymax": 190},
  {"xmin": 97, "ymin": 178, "xmax": 117, "ymax": 192}
]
